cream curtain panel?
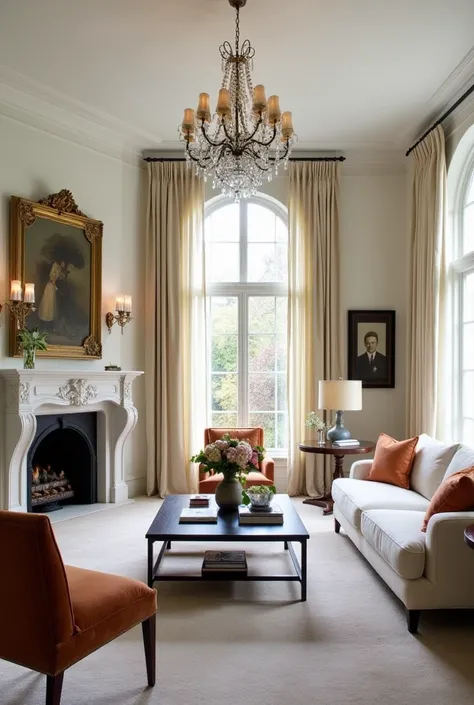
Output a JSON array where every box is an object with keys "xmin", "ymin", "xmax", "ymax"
[
  {"xmin": 145, "ymin": 162, "xmax": 206, "ymax": 496},
  {"xmin": 407, "ymin": 126, "xmax": 447, "ymax": 438},
  {"xmin": 287, "ymin": 162, "xmax": 342, "ymax": 496}
]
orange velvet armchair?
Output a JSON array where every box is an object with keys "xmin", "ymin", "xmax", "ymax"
[
  {"xmin": 199, "ymin": 427, "xmax": 275, "ymax": 493},
  {"xmin": 0, "ymin": 510, "xmax": 157, "ymax": 705}
]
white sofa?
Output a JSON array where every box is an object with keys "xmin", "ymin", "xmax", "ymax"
[{"xmin": 332, "ymin": 435, "xmax": 474, "ymax": 632}]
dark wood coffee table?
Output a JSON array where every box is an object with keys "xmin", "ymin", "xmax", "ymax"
[{"xmin": 145, "ymin": 494, "xmax": 310, "ymax": 601}]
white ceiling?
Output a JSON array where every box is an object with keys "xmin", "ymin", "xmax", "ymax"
[{"xmin": 0, "ymin": 0, "xmax": 473, "ymax": 154}]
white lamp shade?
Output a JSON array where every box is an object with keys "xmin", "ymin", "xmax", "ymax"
[{"xmin": 318, "ymin": 380, "xmax": 362, "ymax": 411}]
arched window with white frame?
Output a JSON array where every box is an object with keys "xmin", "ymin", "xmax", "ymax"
[
  {"xmin": 205, "ymin": 194, "xmax": 288, "ymax": 453},
  {"xmin": 449, "ymin": 148, "xmax": 474, "ymax": 443}
]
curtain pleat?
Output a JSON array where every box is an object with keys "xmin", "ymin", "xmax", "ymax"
[
  {"xmin": 287, "ymin": 162, "xmax": 342, "ymax": 496},
  {"xmin": 407, "ymin": 126, "xmax": 447, "ymax": 438},
  {"xmin": 145, "ymin": 162, "xmax": 206, "ymax": 496}
]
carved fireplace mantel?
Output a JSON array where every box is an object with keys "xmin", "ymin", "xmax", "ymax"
[{"xmin": 0, "ymin": 369, "xmax": 143, "ymax": 511}]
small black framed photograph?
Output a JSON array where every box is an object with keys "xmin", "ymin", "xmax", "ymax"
[{"xmin": 348, "ymin": 310, "xmax": 395, "ymax": 388}]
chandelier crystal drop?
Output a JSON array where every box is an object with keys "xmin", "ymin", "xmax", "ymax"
[{"xmin": 179, "ymin": 0, "xmax": 296, "ymax": 200}]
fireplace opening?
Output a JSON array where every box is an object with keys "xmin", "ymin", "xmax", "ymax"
[{"xmin": 28, "ymin": 413, "xmax": 97, "ymax": 513}]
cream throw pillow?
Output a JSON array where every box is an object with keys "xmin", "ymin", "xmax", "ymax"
[{"xmin": 410, "ymin": 434, "xmax": 459, "ymax": 500}]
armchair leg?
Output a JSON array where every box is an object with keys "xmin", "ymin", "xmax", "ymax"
[
  {"xmin": 334, "ymin": 519, "xmax": 341, "ymax": 534},
  {"xmin": 142, "ymin": 614, "xmax": 156, "ymax": 687},
  {"xmin": 406, "ymin": 609, "xmax": 421, "ymax": 634},
  {"xmin": 46, "ymin": 673, "xmax": 64, "ymax": 705}
]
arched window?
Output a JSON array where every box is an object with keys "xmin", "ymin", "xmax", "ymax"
[
  {"xmin": 449, "ymin": 150, "xmax": 474, "ymax": 442},
  {"xmin": 205, "ymin": 194, "xmax": 288, "ymax": 452}
]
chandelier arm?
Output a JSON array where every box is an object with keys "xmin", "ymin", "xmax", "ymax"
[
  {"xmin": 199, "ymin": 122, "xmax": 228, "ymax": 148},
  {"xmin": 240, "ymin": 114, "xmax": 264, "ymax": 145},
  {"xmin": 243, "ymin": 144, "xmax": 272, "ymax": 171},
  {"xmin": 267, "ymin": 139, "xmax": 291, "ymax": 163},
  {"xmin": 221, "ymin": 117, "xmax": 237, "ymax": 145},
  {"xmin": 245, "ymin": 123, "xmax": 278, "ymax": 148}
]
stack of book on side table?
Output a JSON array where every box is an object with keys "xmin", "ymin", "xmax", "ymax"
[
  {"xmin": 333, "ymin": 439, "xmax": 360, "ymax": 447},
  {"xmin": 179, "ymin": 507, "xmax": 218, "ymax": 523},
  {"xmin": 238, "ymin": 504, "xmax": 284, "ymax": 525},
  {"xmin": 202, "ymin": 550, "xmax": 248, "ymax": 577},
  {"xmin": 189, "ymin": 494, "xmax": 211, "ymax": 508}
]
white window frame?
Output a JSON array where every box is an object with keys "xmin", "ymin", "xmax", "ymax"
[
  {"xmin": 205, "ymin": 193, "xmax": 288, "ymax": 455},
  {"xmin": 449, "ymin": 147, "xmax": 474, "ymax": 442}
]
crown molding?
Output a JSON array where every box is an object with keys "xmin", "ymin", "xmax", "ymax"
[{"xmin": 0, "ymin": 66, "xmax": 161, "ymax": 167}]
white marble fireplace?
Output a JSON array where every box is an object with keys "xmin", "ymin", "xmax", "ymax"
[{"xmin": 0, "ymin": 369, "xmax": 143, "ymax": 512}]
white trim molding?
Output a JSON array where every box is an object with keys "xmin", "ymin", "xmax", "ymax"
[{"xmin": 0, "ymin": 369, "xmax": 143, "ymax": 511}]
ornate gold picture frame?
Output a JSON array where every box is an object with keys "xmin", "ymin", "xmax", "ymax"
[{"xmin": 10, "ymin": 190, "xmax": 103, "ymax": 359}]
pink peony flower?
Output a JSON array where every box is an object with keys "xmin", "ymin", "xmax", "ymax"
[{"xmin": 251, "ymin": 450, "xmax": 259, "ymax": 467}]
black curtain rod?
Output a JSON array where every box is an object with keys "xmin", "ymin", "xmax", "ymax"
[
  {"xmin": 143, "ymin": 156, "xmax": 346, "ymax": 163},
  {"xmin": 406, "ymin": 81, "xmax": 474, "ymax": 156}
]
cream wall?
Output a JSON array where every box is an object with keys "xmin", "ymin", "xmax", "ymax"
[
  {"xmin": 206, "ymin": 165, "xmax": 409, "ymax": 484},
  {"xmin": 0, "ymin": 115, "xmax": 147, "ymax": 497}
]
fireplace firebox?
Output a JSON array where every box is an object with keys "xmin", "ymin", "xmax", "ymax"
[{"xmin": 27, "ymin": 413, "xmax": 97, "ymax": 512}]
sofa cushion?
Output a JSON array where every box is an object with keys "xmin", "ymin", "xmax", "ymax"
[
  {"xmin": 367, "ymin": 433, "xmax": 418, "ymax": 489},
  {"xmin": 361, "ymin": 510, "xmax": 426, "ymax": 580},
  {"xmin": 422, "ymin": 466, "xmax": 474, "ymax": 531},
  {"xmin": 332, "ymin": 478, "xmax": 429, "ymax": 530},
  {"xmin": 410, "ymin": 434, "xmax": 459, "ymax": 500},
  {"xmin": 443, "ymin": 445, "xmax": 474, "ymax": 480}
]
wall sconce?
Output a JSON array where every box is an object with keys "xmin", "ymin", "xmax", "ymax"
[
  {"xmin": 106, "ymin": 295, "xmax": 132, "ymax": 334},
  {"xmin": 0, "ymin": 280, "xmax": 36, "ymax": 329}
]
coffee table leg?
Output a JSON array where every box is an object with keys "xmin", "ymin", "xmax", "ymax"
[
  {"xmin": 167, "ymin": 541, "xmax": 172, "ymax": 550},
  {"xmin": 301, "ymin": 540, "xmax": 307, "ymax": 602},
  {"xmin": 147, "ymin": 539, "xmax": 154, "ymax": 587},
  {"xmin": 284, "ymin": 541, "xmax": 288, "ymax": 550}
]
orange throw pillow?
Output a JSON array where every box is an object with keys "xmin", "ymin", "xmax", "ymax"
[
  {"xmin": 367, "ymin": 433, "xmax": 419, "ymax": 489},
  {"xmin": 422, "ymin": 467, "xmax": 474, "ymax": 532}
]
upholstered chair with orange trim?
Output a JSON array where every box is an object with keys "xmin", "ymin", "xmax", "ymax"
[
  {"xmin": 199, "ymin": 427, "xmax": 275, "ymax": 493},
  {"xmin": 0, "ymin": 510, "xmax": 157, "ymax": 705}
]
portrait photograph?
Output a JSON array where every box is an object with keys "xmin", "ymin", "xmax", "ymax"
[
  {"xmin": 348, "ymin": 310, "xmax": 395, "ymax": 388},
  {"xmin": 10, "ymin": 192, "xmax": 103, "ymax": 359}
]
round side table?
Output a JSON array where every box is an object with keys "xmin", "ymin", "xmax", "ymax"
[
  {"xmin": 298, "ymin": 440, "xmax": 376, "ymax": 516},
  {"xmin": 464, "ymin": 525, "xmax": 474, "ymax": 549}
]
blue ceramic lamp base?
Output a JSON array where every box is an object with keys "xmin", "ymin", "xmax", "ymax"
[{"xmin": 326, "ymin": 410, "xmax": 352, "ymax": 442}]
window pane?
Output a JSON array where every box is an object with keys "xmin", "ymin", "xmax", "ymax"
[
  {"xmin": 249, "ymin": 412, "xmax": 276, "ymax": 449},
  {"xmin": 276, "ymin": 296, "xmax": 287, "ymax": 335},
  {"xmin": 463, "ymin": 323, "xmax": 474, "ymax": 370},
  {"xmin": 276, "ymin": 216, "xmax": 288, "ymax": 242},
  {"xmin": 275, "ymin": 244, "xmax": 288, "ymax": 283},
  {"xmin": 249, "ymin": 297, "xmax": 275, "ymax": 334},
  {"xmin": 463, "ymin": 371, "xmax": 474, "ymax": 418},
  {"xmin": 462, "ymin": 418, "xmax": 474, "ymax": 446},
  {"xmin": 277, "ymin": 335, "xmax": 287, "ymax": 371},
  {"xmin": 248, "ymin": 204, "xmax": 276, "ymax": 242},
  {"xmin": 212, "ymin": 335, "xmax": 238, "ymax": 372},
  {"xmin": 212, "ymin": 374, "xmax": 237, "ymax": 411},
  {"xmin": 277, "ymin": 412, "xmax": 288, "ymax": 449},
  {"xmin": 211, "ymin": 297, "xmax": 238, "ymax": 334},
  {"xmin": 212, "ymin": 413, "xmax": 238, "ymax": 428},
  {"xmin": 464, "ymin": 273, "xmax": 474, "ymax": 323},
  {"xmin": 249, "ymin": 335, "xmax": 276, "ymax": 372},
  {"xmin": 277, "ymin": 374, "xmax": 287, "ymax": 411},
  {"xmin": 249, "ymin": 374, "xmax": 275, "ymax": 411},
  {"xmin": 463, "ymin": 203, "xmax": 474, "ymax": 255},
  {"xmin": 467, "ymin": 172, "xmax": 474, "ymax": 206},
  {"xmin": 206, "ymin": 203, "xmax": 239, "ymax": 242},
  {"xmin": 248, "ymin": 243, "xmax": 277, "ymax": 282},
  {"xmin": 210, "ymin": 243, "xmax": 239, "ymax": 282}
]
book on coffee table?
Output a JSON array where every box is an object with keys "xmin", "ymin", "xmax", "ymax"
[
  {"xmin": 202, "ymin": 550, "xmax": 247, "ymax": 573},
  {"xmin": 189, "ymin": 494, "xmax": 211, "ymax": 507},
  {"xmin": 238, "ymin": 504, "xmax": 284, "ymax": 525},
  {"xmin": 179, "ymin": 507, "xmax": 218, "ymax": 523}
]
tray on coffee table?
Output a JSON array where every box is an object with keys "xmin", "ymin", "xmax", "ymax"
[{"xmin": 145, "ymin": 494, "xmax": 309, "ymax": 601}]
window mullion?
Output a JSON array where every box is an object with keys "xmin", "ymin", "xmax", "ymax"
[{"xmin": 239, "ymin": 291, "xmax": 248, "ymax": 427}]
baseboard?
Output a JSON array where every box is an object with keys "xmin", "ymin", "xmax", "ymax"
[{"xmin": 126, "ymin": 476, "xmax": 146, "ymax": 498}]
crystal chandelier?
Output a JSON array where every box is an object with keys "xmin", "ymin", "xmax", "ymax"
[{"xmin": 179, "ymin": 0, "xmax": 296, "ymax": 200}]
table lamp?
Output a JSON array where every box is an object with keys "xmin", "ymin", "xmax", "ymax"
[{"xmin": 318, "ymin": 379, "xmax": 362, "ymax": 441}]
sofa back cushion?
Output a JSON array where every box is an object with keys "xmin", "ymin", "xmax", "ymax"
[
  {"xmin": 443, "ymin": 445, "xmax": 474, "ymax": 480},
  {"xmin": 367, "ymin": 433, "xmax": 418, "ymax": 489},
  {"xmin": 422, "ymin": 466, "xmax": 474, "ymax": 531},
  {"xmin": 410, "ymin": 434, "xmax": 459, "ymax": 500}
]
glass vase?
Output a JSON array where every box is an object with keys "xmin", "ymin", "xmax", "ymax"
[
  {"xmin": 317, "ymin": 428, "xmax": 326, "ymax": 445},
  {"xmin": 23, "ymin": 348, "xmax": 35, "ymax": 370}
]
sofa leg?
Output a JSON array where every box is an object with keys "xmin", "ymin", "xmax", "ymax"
[
  {"xmin": 46, "ymin": 673, "xmax": 64, "ymax": 705},
  {"xmin": 334, "ymin": 518, "xmax": 341, "ymax": 534},
  {"xmin": 142, "ymin": 614, "xmax": 156, "ymax": 687},
  {"xmin": 406, "ymin": 609, "xmax": 421, "ymax": 634}
]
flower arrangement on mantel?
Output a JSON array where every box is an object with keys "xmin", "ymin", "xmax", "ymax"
[
  {"xmin": 191, "ymin": 434, "xmax": 266, "ymax": 484},
  {"xmin": 17, "ymin": 327, "xmax": 48, "ymax": 369}
]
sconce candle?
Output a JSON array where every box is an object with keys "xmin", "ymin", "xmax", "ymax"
[
  {"xmin": 115, "ymin": 295, "xmax": 125, "ymax": 312},
  {"xmin": 123, "ymin": 295, "xmax": 132, "ymax": 313},
  {"xmin": 10, "ymin": 280, "xmax": 22, "ymax": 301},
  {"xmin": 24, "ymin": 283, "xmax": 35, "ymax": 303}
]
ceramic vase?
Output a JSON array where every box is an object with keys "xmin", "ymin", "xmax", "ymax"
[{"xmin": 215, "ymin": 478, "xmax": 242, "ymax": 511}]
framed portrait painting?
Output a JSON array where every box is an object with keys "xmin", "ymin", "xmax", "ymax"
[
  {"xmin": 348, "ymin": 310, "xmax": 395, "ymax": 388},
  {"xmin": 10, "ymin": 190, "xmax": 103, "ymax": 359}
]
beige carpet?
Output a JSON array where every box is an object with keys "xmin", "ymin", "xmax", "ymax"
[{"xmin": 2, "ymin": 497, "xmax": 474, "ymax": 705}]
